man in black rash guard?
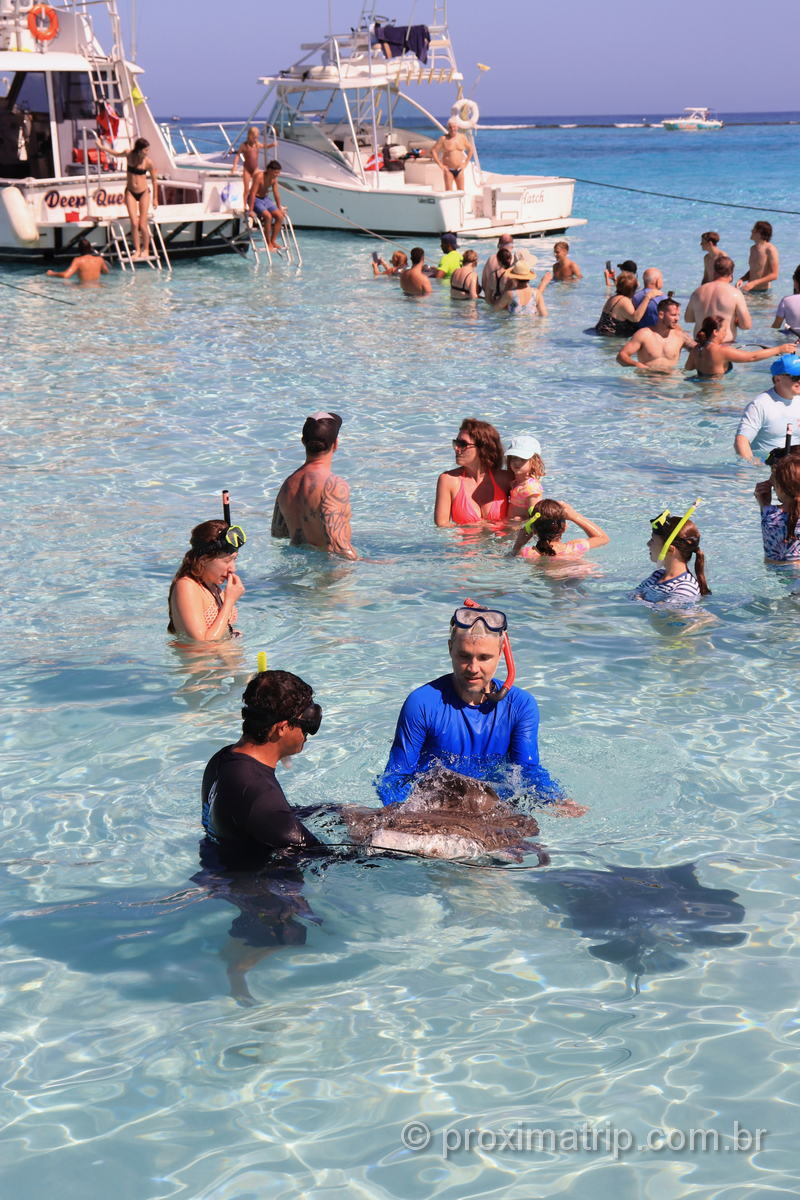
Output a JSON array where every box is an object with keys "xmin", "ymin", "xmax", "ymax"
[{"xmin": 201, "ymin": 668, "xmax": 327, "ymax": 868}]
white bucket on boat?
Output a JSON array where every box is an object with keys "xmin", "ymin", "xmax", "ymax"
[{"xmin": 2, "ymin": 186, "xmax": 39, "ymax": 245}]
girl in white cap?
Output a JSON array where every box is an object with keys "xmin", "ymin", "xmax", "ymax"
[{"xmin": 506, "ymin": 434, "xmax": 546, "ymax": 520}]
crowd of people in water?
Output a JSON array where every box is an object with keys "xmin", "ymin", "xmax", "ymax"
[{"xmin": 150, "ymin": 215, "xmax": 800, "ymax": 878}]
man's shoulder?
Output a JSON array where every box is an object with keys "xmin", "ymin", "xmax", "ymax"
[
  {"xmin": 401, "ymin": 675, "xmax": 452, "ymax": 711},
  {"xmin": 505, "ymin": 684, "xmax": 538, "ymax": 714}
]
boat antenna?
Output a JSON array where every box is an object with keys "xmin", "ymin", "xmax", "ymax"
[{"xmin": 130, "ymin": 0, "xmax": 137, "ymax": 63}]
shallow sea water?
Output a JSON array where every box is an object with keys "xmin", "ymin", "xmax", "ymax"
[{"xmin": 2, "ymin": 120, "xmax": 800, "ymax": 1198}]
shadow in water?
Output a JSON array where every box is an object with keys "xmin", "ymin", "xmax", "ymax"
[{"xmin": 531, "ymin": 861, "xmax": 746, "ymax": 982}]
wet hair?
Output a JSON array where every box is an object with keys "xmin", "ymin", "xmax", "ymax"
[
  {"xmin": 793, "ymin": 263, "xmax": 800, "ymax": 293},
  {"xmin": 167, "ymin": 520, "xmax": 235, "ymax": 631},
  {"xmin": 130, "ymin": 137, "xmax": 149, "ymax": 159},
  {"xmin": 267, "ymin": 159, "xmax": 281, "ymax": 170},
  {"xmin": 701, "ymin": 231, "xmax": 719, "ymax": 246},
  {"xmin": 773, "ymin": 455, "xmax": 800, "ymax": 545},
  {"xmin": 390, "ymin": 250, "xmax": 408, "ymax": 268},
  {"xmin": 77, "ymin": 238, "xmax": 95, "ymax": 255},
  {"xmin": 458, "ymin": 419, "xmax": 504, "ymax": 473},
  {"xmin": 462, "ymin": 248, "xmax": 478, "ymax": 265},
  {"xmin": 655, "ymin": 517, "xmax": 711, "ymax": 595},
  {"xmin": 657, "ymin": 296, "xmax": 680, "ymax": 314},
  {"xmin": 301, "ymin": 412, "xmax": 342, "ymax": 454},
  {"xmin": 753, "ymin": 220, "xmax": 772, "ymax": 241},
  {"xmin": 713, "ymin": 254, "xmax": 735, "ymax": 278},
  {"xmin": 241, "ymin": 670, "xmax": 313, "ymax": 743},
  {"xmin": 529, "ymin": 498, "xmax": 566, "ymax": 556},
  {"xmin": 554, "ymin": 240, "xmax": 569, "ymax": 253},
  {"xmin": 695, "ymin": 316, "xmax": 723, "ymax": 346},
  {"xmin": 615, "ymin": 271, "xmax": 637, "ymax": 298},
  {"xmin": 410, "ymin": 246, "xmax": 425, "ymax": 265},
  {"xmin": 497, "ymin": 247, "xmax": 514, "ymax": 269}
]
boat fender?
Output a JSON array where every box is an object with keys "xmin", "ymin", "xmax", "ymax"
[
  {"xmin": 450, "ymin": 99, "xmax": 480, "ymax": 130},
  {"xmin": 28, "ymin": 4, "xmax": 59, "ymax": 42},
  {"xmin": 2, "ymin": 186, "xmax": 39, "ymax": 245}
]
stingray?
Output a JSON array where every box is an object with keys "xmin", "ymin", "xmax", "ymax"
[
  {"xmin": 343, "ymin": 767, "xmax": 543, "ymax": 861},
  {"xmin": 532, "ymin": 861, "xmax": 747, "ymax": 977}
]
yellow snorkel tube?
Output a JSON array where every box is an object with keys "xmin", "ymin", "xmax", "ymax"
[{"xmin": 653, "ymin": 498, "xmax": 701, "ymax": 561}]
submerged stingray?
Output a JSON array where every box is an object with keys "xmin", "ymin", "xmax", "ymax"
[
  {"xmin": 533, "ymin": 861, "xmax": 747, "ymax": 977},
  {"xmin": 343, "ymin": 767, "xmax": 542, "ymax": 861}
]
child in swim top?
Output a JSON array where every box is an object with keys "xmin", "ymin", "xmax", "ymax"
[
  {"xmin": 633, "ymin": 507, "xmax": 710, "ymax": 605},
  {"xmin": 506, "ymin": 433, "xmax": 546, "ymax": 520},
  {"xmin": 755, "ymin": 449, "xmax": 800, "ymax": 562},
  {"xmin": 511, "ymin": 498, "xmax": 609, "ymax": 560}
]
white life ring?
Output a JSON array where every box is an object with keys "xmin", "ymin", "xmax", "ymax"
[{"xmin": 450, "ymin": 99, "xmax": 480, "ymax": 130}]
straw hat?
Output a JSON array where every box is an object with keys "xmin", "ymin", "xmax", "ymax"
[{"xmin": 506, "ymin": 265, "xmax": 536, "ymax": 281}]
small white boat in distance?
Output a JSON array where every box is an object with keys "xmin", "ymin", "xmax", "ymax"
[
  {"xmin": 661, "ymin": 107, "xmax": 723, "ymax": 131},
  {"xmin": 174, "ymin": 1, "xmax": 585, "ymax": 240}
]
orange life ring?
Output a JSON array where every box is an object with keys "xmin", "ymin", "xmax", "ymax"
[{"xmin": 28, "ymin": 4, "xmax": 59, "ymax": 43}]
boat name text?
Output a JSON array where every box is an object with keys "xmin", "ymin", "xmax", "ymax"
[
  {"xmin": 44, "ymin": 189, "xmax": 126, "ymax": 209},
  {"xmin": 522, "ymin": 190, "xmax": 545, "ymax": 205}
]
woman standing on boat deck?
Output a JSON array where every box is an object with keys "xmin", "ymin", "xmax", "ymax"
[
  {"xmin": 434, "ymin": 420, "xmax": 512, "ymax": 526},
  {"xmin": 122, "ymin": 137, "xmax": 158, "ymax": 261},
  {"xmin": 168, "ymin": 520, "xmax": 246, "ymax": 642}
]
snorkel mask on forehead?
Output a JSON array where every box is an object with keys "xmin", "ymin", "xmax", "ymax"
[
  {"xmin": 450, "ymin": 597, "xmax": 517, "ymax": 704},
  {"xmin": 197, "ymin": 489, "xmax": 247, "ymax": 555},
  {"xmin": 651, "ymin": 498, "xmax": 700, "ymax": 561}
]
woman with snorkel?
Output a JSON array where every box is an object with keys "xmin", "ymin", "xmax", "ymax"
[
  {"xmin": 168, "ymin": 500, "xmax": 246, "ymax": 641},
  {"xmin": 634, "ymin": 503, "xmax": 711, "ymax": 605},
  {"xmin": 754, "ymin": 440, "xmax": 800, "ymax": 563}
]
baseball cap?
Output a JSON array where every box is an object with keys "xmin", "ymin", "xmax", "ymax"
[
  {"xmin": 506, "ymin": 433, "xmax": 542, "ymax": 460},
  {"xmin": 441, "ymin": 232, "xmax": 458, "ymax": 248},
  {"xmin": 617, "ymin": 259, "xmax": 638, "ymax": 274},
  {"xmin": 770, "ymin": 353, "xmax": 800, "ymax": 378}
]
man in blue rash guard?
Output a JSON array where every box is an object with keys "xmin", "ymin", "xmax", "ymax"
[{"xmin": 376, "ymin": 607, "xmax": 587, "ymax": 817}]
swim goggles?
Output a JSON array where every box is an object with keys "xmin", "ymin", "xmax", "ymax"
[
  {"xmin": 452, "ymin": 598, "xmax": 516, "ymax": 704},
  {"xmin": 451, "ymin": 604, "xmax": 508, "ymax": 634},
  {"xmin": 651, "ymin": 500, "xmax": 700, "ymax": 561},
  {"xmin": 241, "ymin": 700, "xmax": 322, "ymax": 736},
  {"xmin": 199, "ymin": 524, "xmax": 247, "ymax": 555}
]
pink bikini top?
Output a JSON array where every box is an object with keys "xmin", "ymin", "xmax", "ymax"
[{"xmin": 451, "ymin": 470, "xmax": 509, "ymax": 524}]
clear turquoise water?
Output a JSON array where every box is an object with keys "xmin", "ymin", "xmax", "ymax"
[{"xmin": 2, "ymin": 121, "xmax": 800, "ymax": 1198}]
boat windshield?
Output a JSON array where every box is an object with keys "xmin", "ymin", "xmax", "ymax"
[{"xmin": 268, "ymin": 92, "xmax": 348, "ymax": 165}]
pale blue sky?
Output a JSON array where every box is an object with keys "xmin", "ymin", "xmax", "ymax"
[{"xmin": 121, "ymin": 1, "xmax": 798, "ymax": 118}]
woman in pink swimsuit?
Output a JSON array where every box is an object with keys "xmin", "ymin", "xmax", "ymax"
[
  {"xmin": 434, "ymin": 419, "xmax": 513, "ymax": 526},
  {"xmin": 168, "ymin": 520, "xmax": 246, "ymax": 642},
  {"xmin": 511, "ymin": 499, "xmax": 609, "ymax": 560}
]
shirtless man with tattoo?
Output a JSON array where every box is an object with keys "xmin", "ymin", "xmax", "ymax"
[
  {"xmin": 616, "ymin": 298, "xmax": 695, "ymax": 371},
  {"xmin": 431, "ymin": 119, "xmax": 475, "ymax": 192},
  {"xmin": 271, "ymin": 412, "xmax": 358, "ymax": 559}
]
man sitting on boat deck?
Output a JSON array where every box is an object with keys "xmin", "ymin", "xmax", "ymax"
[
  {"xmin": 247, "ymin": 160, "xmax": 286, "ymax": 251},
  {"xmin": 271, "ymin": 411, "xmax": 359, "ymax": 560},
  {"xmin": 431, "ymin": 119, "xmax": 475, "ymax": 192}
]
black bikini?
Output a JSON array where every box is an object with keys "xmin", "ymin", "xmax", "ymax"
[{"xmin": 126, "ymin": 161, "xmax": 148, "ymax": 199}]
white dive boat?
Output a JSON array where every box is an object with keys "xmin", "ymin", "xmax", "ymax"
[
  {"xmin": 661, "ymin": 107, "xmax": 723, "ymax": 131},
  {"xmin": 171, "ymin": 1, "xmax": 584, "ymax": 240},
  {"xmin": 0, "ymin": 0, "xmax": 251, "ymax": 265}
]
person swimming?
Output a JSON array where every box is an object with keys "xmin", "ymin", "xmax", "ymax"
[
  {"xmin": 434, "ymin": 419, "xmax": 512, "ymax": 526},
  {"xmin": 168, "ymin": 518, "xmax": 246, "ymax": 642},
  {"xmin": 511, "ymin": 498, "xmax": 609, "ymax": 560},
  {"xmin": 633, "ymin": 505, "xmax": 711, "ymax": 605},
  {"xmin": 685, "ymin": 316, "xmax": 796, "ymax": 378},
  {"xmin": 506, "ymin": 433, "xmax": 546, "ymax": 520}
]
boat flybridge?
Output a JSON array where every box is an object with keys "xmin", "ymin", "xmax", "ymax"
[
  {"xmin": 177, "ymin": 1, "xmax": 585, "ymax": 240},
  {"xmin": 661, "ymin": 107, "xmax": 723, "ymax": 131},
  {"xmin": 0, "ymin": 0, "xmax": 268, "ymax": 266}
]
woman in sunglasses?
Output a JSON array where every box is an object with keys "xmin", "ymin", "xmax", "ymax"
[
  {"xmin": 168, "ymin": 520, "xmax": 246, "ymax": 642},
  {"xmin": 434, "ymin": 419, "xmax": 512, "ymax": 526}
]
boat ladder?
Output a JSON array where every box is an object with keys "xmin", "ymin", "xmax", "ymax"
[
  {"xmin": 105, "ymin": 220, "xmax": 171, "ymax": 272},
  {"xmin": 228, "ymin": 210, "xmax": 302, "ymax": 267}
]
